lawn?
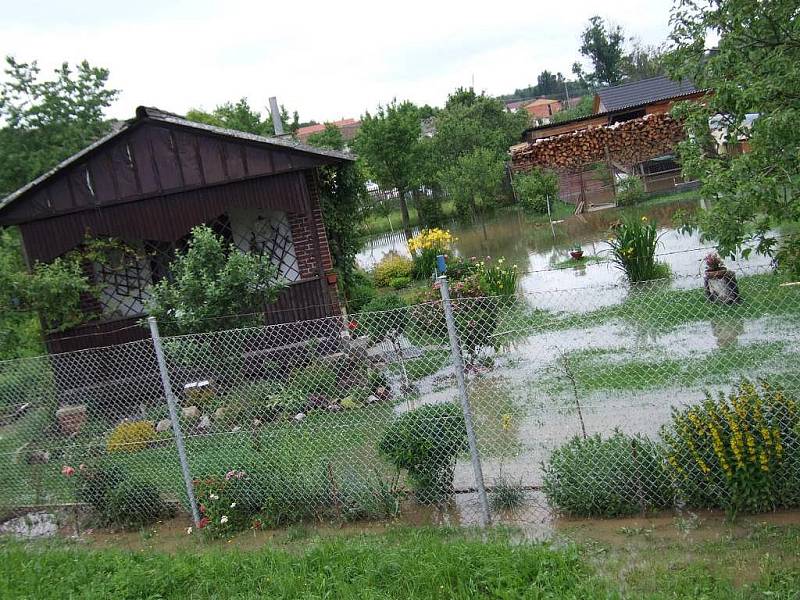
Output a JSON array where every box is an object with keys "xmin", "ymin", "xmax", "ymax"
[{"xmin": 2, "ymin": 519, "xmax": 799, "ymax": 598}]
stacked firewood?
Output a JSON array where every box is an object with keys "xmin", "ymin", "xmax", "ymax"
[{"xmin": 511, "ymin": 112, "xmax": 686, "ymax": 172}]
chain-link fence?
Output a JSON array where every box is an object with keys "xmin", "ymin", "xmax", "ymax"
[{"xmin": 1, "ymin": 265, "xmax": 799, "ymax": 535}]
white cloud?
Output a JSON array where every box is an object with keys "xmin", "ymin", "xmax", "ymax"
[{"xmin": 0, "ymin": 0, "xmax": 676, "ymax": 122}]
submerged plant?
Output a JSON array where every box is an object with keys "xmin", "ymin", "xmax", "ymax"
[{"xmin": 489, "ymin": 474, "xmax": 527, "ymax": 511}]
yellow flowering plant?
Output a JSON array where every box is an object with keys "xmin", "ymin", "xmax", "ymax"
[
  {"xmin": 407, "ymin": 228, "xmax": 454, "ymax": 279},
  {"xmin": 662, "ymin": 380, "xmax": 799, "ymax": 515}
]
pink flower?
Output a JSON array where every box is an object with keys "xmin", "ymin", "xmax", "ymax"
[
  {"xmin": 347, "ymin": 320, "xmax": 359, "ymax": 331},
  {"xmin": 61, "ymin": 465, "xmax": 75, "ymax": 477}
]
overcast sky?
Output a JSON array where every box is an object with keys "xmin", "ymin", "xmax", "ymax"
[{"xmin": 0, "ymin": 0, "xmax": 676, "ymax": 123}]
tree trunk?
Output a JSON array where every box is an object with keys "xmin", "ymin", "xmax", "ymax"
[{"xmin": 398, "ymin": 187, "xmax": 413, "ymax": 240}]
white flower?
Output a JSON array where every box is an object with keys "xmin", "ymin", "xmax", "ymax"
[
  {"xmin": 209, "ymin": 493, "xmax": 219, "ymax": 501},
  {"xmin": 186, "ymin": 526, "xmax": 193, "ymax": 535},
  {"xmin": 220, "ymin": 515, "xmax": 229, "ymax": 524},
  {"xmin": 230, "ymin": 502, "xmax": 237, "ymax": 508}
]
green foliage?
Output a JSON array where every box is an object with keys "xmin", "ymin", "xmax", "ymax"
[
  {"xmin": 378, "ymin": 403, "xmax": 467, "ymax": 503},
  {"xmin": 432, "ymin": 90, "xmax": 529, "ymax": 165},
  {"xmin": 287, "ymin": 363, "xmax": 339, "ymax": 400},
  {"xmin": 353, "ymin": 101, "xmax": 423, "ymax": 235},
  {"xmin": 306, "ymin": 123, "xmax": 345, "ymax": 150},
  {"xmin": 513, "ymin": 169, "xmax": 559, "ymax": 214},
  {"xmin": 76, "ymin": 466, "xmax": 173, "ymax": 528},
  {"xmin": 666, "ymin": 0, "xmax": 800, "ymax": 266},
  {"xmin": 372, "ymin": 252, "xmax": 413, "ymax": 287},
  {"xmin": 607, "ymin": 217, "xmax": 668, "ymax": 283},
  {"xmin": 551, "ymin": 95, "xmax": 593, "ymax": 123},
  {"xmin": 662, "ymin": 381, "xmax": 800, "ymax": 515},
  {"xmin": 489, "ymin": 474, "xmax": 527, "ymax": 511},
  {"xmin": 775, "ymin": 236, "xmax": 800, "ymax": 282},
  {"xmin": 615, "ymin": 175, "xmax": 646, "ymax": 207},
  {"xmin": 343, "ymin": 268, "xmax": 376, "ymax": 313},
  {"xmin": 475, "ymin": 257, "xmax": 519, "ymax": 297},
  {"xmin": 0, "ymin": 56, "xmax": 118, "ymax": 196},
  {"xmin": 147, "ymin": 225, "xmax": 285, "ymax": 335},
  {"xmin": 185, "ymin": 97, "xmax": 299, "ymax": 136},
  {"xmin": 577, "ymin": 16, "xmax": 626, "ymax": 86},
  {"xmin": 317, "ymin": 163, "xmax": 367, "ymax": 290},
  {"xmin": 542, "ymin": 431, "xmax": 673, "ymax": 517},
  {"xmin": 357, "ymin": 295, "xmax": 407, "ymax": 342},
  {"xmin": 622, "ymin": 41, "xmax": 666, "ymax": 81},
  {"xmin": 438, "ymin": 147, "xmax": 505, "ymax": 220}
]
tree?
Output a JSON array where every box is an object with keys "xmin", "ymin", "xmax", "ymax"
[
  {"xmin": 186, "ymin": 97, "xmax": 299, "ymax": 137},
  {"xmin": 622, "ymin": 41, "xmax": 666, "ymax": 81},
  {"xmin": 306, "ymin": 123, "xmax": 345, "ymax": 150},
  {"xmin": 666, "ymin": 0, "xmax": 800, "ymax": 273},
  {"xmin": 438, "ymin": 147, "xmax": 505, "ymax": 238},
  {"xmin": 578, "ymin": 16, "xmax": 626, "ymax": 87},
  {"xmin": 353, "ymin": 100, "xmax": 423, "ymax": 239},
  {"xmin": 432, "ymin": 89, "xmax": 529, "ymax": 165},
  {"xmin": 551, "ymin": 95, "xmax": 593, "ymax": 123},
  {"xmin": 0, "ymin": 56, "xmax": 119, "ymax": 196},
  {"xmin": 147, "ymin": 226, "xmax": 286, "ymax": 335}
]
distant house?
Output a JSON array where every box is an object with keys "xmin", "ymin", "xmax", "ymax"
[
  {"xmin": 522, "ymin": 98, "xmax": 562, "ymax": 123},
  {"xmin": 296, "ymin": 118, "xmax": 361, "ymax": 146},
  {"xmin": 512, "ymin": 75, "xmax": 710, "ymax": 207},
  {"xmin": 0, "ymin": 106, "xmax": 354, "ymax": 353}
]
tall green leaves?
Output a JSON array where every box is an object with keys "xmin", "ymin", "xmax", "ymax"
[
  {"xmin": 607, "ymin": 217, "xmax": 668, "ymax": 283},
  {"xmin": 667, "ymin": 0, "xmax": 800, "ymax": 271}
]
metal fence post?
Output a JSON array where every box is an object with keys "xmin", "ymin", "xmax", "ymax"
[
  {"xmin": 438, "ymin": 275, "xmax": 492, "ymax": 527},
  {"xmin": 147, "ymin": 316, "xmax": 201, "ymax": 527}
]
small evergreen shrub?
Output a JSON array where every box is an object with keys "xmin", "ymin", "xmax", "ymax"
[
  {"xmin": 106, "ymin": 420, "xmax": 157, "ymax": 453},
  {"xmin": 615, "ymin": 175, "xmax": 646, "ymax": 206},
  {"xmin": 542, "ymin": 431, "xmax": 672, "ymax": 517},
  {"xmin": 378, "ymin": 403, "xmax": 467, "ymax": 504}
]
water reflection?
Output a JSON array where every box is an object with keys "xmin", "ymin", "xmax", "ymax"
[{"xmin": 357, "ymin": 198, "xmax": 775, "ymax": 311}]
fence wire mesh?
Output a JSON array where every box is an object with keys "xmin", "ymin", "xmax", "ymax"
[{"xmin": 1, "ymin": 264, "xmax": 798, "ymax": 535}]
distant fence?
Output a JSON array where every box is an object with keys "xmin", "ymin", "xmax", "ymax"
[{"xmin": 1, "ymin": 266, "xmax": 798, "ymax": 533}]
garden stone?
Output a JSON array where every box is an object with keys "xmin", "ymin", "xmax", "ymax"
[
  {"xmin": 198, "ymin": 415, "xmax": 211, "ymax": 430},
  {"xmin": 253, "ymin": 418, "xmax": 262, "ymax": 427},
  {"xmin": 294, "ymin": 412, "xmax": 306, "ymax": 422},
  {"xmin": 155, "ymin": 418, "xmax": 172, "ymax": 433},
  {"xmin": 231, "ymin": 426, "xmax": 241, "ymax": 433},
  {"xmin": 213, "ymin": 407, "xmax": 225, "ymax": 420},
  {"xmin": 375, "ymin": 386, "xmax": 392, "ymax": 401},
  {"xmin": 55, "ymin": 405, "xmax": 87, "ymax": 435},
  {"xmin": 26, "ymin": 450, "xmax": 50, "ymax": 465},
  {"xmin": 182, "ymin": 405, "xmax": 200, "ymax": 419},
  {"xmin": 365, "ymin": 394, "xmax": 380, "ymax": 405},
  {"xmin": 305, "ymin": 393, "xmax": 329, "ymax": 411}
]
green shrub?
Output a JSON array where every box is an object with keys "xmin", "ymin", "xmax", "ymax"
[
  {"xmin": 357, "ymin": 295, "xmax": 407, "ymax": 342},
  {"xmin": 607, "ymin": 216, "xmax": 668, "ymax": 283},
  {"xmin": 775, "ymin": 236, "xmax": 800, "ymax": 282},
  {"xmin": 373, "ymin": 252, "xmax": 413, "ymax": 287},
  {"xmin": 106, "ymin": 421, "xmax": 156, "ymax": 453},
  {"xmin": 287, "ymin": 364, "xmax": 338, "ymax": 400},
  {"xmin": 616, "ymin": 175, "xmax": 646, "ymax": 206},
  {"xmin": 513, "ymin": 169, "xmax": 559, "ymax": 214},
  {"xmin": 389, "ymin": 276, "xmax": 412, "ymax": 290},
  {"xmin": 542, "ymin": 431, "xmax": 672, "ymax": 517},
  {"xmin": 219, "ymin": 381, "xmax": 284, "ymax": 428},
  {"xmin": 77, "ymin": 466, "xmax": 174, "ymax": 528},
  {"xmin": 378, "ymin": 403, "xmax": 467, "ymax": 503},
  {"xmin": 662, "ymin": 381, "xmax": 800, "ymax": 515},
  {"xmin": 489, "ymin": 474, "xmax": 527, "ymax": 511},
  {"xmin": 475, "ymin": 257, "xmax": 519, "ymax": 297},
  {"xmin": 344, "ymin": 268, "xmax": 377, "ymax": 314}
]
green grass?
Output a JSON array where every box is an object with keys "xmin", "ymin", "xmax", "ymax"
[
  {"xmin": 360, "ymin": 201, "xmax": 457, "ymax": 236},
  {"xmin": 0, "ymin": 528, "xmax": 606, "ymax": 599},
  {"xmin": 2, "ymin": 521, "xmax": 800, "ymax": 598}
]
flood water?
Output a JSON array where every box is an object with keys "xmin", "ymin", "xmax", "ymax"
[{"xmin": 357, "ymin": 198, "xmax": 775, "ymax": 311}]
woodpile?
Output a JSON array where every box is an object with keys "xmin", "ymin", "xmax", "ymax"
[{"xmin": 511, "ymin": 112, "xmax": 686, "ymax": 173}]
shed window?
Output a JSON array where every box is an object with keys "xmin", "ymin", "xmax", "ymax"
[
  {"xmin": 228, "ymin": 208, "xmax": 301, "ymax": 282},
  {"xmin": 94, "ymin": 245, "xmax": 152, "ymax": 318}
]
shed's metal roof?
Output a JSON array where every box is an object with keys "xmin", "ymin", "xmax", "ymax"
[
  {"xmin": 596, "ymin": 76, "xmax": 698, "ymax": 112},
  {"xmin": 0, "ymin": 106, "xmax": 354, "ymax": 213}
]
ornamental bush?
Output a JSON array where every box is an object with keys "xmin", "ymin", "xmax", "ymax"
[
  {"xmin": 542, "ymin": 431, "xmax": 672, "ymax": 517},
  {"xmin": 607, "ymin": 217, "xmax": 669, "ymax": 283},
  {"xmin": 106, "ymin": 420, "xmax": 157, "ymax": 453},
  {"xmin": 373, "ymin": 252, "xmax": 413, "ymax": 287},
  {"xmin": 378, "ymin": 403, "xmax": 467, "ymax": 504},
  {"xmin": 662, "ymin": 381, "xmax": 800, "ymax": 515}
]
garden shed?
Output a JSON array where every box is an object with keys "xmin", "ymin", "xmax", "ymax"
[{"xmin": 0, "ymin": 106, "xmax": 354, "ymax": 353}]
